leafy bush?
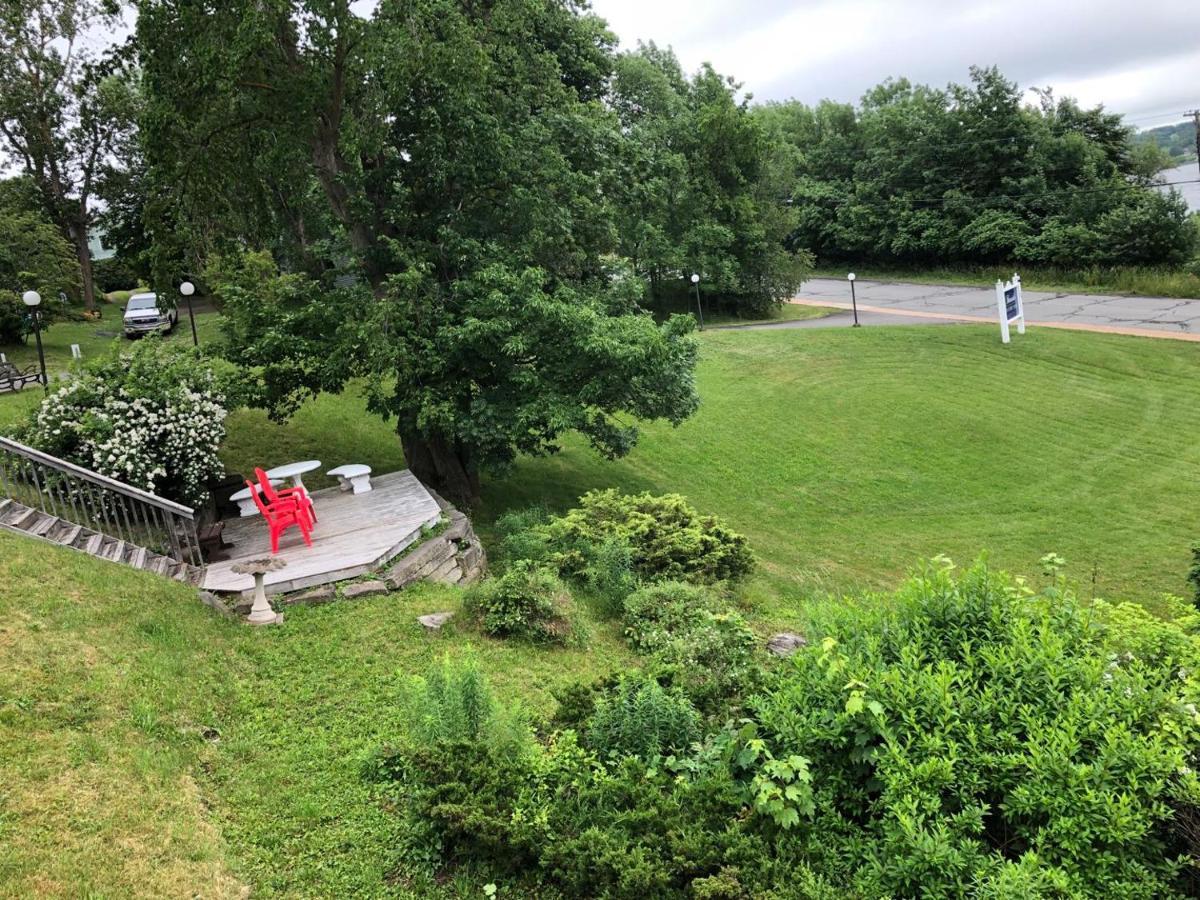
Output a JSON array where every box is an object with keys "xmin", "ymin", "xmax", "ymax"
[
  {"xmin": 0, "ymin": 293, "xmax": 31, "ymax": 344},
  {"xmin": 750, "ymin": 558, "xmax": 1200, "ymax": 897},
  {"xmin": 624, "ymin": 581, "xmax": 759, "ymax": 710},
  {"xmin": 90, "ymin": 255, "xmax": 141, "ymax": 293},
  {"xmin": 586, "ymin": 675, "xmax": 701, "ymax": 762},
  {"xmin": 379, "ymin": 559, "xmax": 1200, "ymax": 897},
  {"xmin": 517, "ymin": 489, "xmax": 755, "ymax": 585},
  {"xmin": 464, "ymin": 560, "xmax": 579, "ymax": 644},
  {"xmin": 22, "ymin": 340, "xmax": 235, "ymax": 505},
  {"xmin": 393, "ymin": 652, "xmax": 528, "ymax": 751}
]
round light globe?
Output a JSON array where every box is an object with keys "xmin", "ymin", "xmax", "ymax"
[
  {"xmin": 179, "ymin": 281, "xmax": 196, "ymax": 297},
  {"xmin": 690, "ymin": 273, "xmax": 700, "ymax": 284},
  {"xmin": 21, "ymin": 290, "xmax": 41, "ymax": 307},
  {"xmin": 847, "ymin": 273, "xmax": 856, "ymax": 282}
]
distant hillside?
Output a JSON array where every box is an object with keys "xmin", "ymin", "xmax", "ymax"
[{"xmin": 1135, "ymin": 120, "xmax": 1197, "ymax": 163}]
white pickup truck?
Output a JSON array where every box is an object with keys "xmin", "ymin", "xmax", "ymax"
[{"xmin": 123, "ymin": 292, "xmax": 179, "ymax": 338}]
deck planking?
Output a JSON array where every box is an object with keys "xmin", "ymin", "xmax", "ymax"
[{"xmin": 202, "ymin": 470, "xmax": 442, "ymax": 595}]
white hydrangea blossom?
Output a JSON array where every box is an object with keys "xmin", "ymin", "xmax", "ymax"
[{"xmin": 27, "ymin": 358, "xmax": 228, "ymax": 507}]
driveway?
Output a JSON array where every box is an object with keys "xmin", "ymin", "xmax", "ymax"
[{"xmin": 774, "ymin": 278, "xmax": 1200, "ymax": 341}]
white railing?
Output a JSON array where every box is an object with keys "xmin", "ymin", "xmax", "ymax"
[{"xmin": 0, "ymin": 436, "xmax": 203, "ymax": 567}]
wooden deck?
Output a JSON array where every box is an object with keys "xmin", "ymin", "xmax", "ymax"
[{"xmin": 201, "ymin": 470, "xmax": 442, "ymax": 596}]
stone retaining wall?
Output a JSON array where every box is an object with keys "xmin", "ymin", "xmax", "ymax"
[{"xmin": 382, "ymin": 491, "xmax": 487, "ymax": 589}]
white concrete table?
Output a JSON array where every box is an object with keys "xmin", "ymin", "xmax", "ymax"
[
  {"xmin": 265, "ymin": 460, "xmax": 322, "ymax": 491},
  {"xmin": 230, "ymin": 479, "xmax": 284, "ymax": 517},
  {"xmin": 327, "ymin": 464, "xmax": 373, "ymax": 494}
]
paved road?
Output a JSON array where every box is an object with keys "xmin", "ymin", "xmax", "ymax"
[{"xmin": 775, "ymin": 278, "xmax": 1200, "ymax": 341}]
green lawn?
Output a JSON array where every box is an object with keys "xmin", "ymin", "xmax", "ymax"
[
  {"xmin": 0, "ymin": 306, "xmax": 223, "ymax": 377},
  {"xmin": 0, "ymin": 530, "xmax": 632, "ymax": 898},
  {"xmin": 4, "ymin": 322, "xmax": 1200, "ymax": 896}
]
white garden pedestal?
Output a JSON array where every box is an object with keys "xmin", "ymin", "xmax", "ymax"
[{"xmin": 231, "ymin": 558, "xmax": 287, "ymax": 626}]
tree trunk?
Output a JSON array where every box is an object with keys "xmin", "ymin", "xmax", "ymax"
[
  {"xmin": 68, "ymin": 219, "xmax": 96, "ymax": 312},
  {"xmin": 400, "ymin": 429, "xmax": 481, "ymax": 508}
]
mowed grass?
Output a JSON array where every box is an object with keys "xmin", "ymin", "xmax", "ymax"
[
  {"xmin": 0, "ymin": 530, "xmax": 632, "ymax": 898},
  {"xmin": 0, "ymin": 306, "xmax": 222, "ymax": 377},
  {"xmin": 478, "ymin": 325, "xmax": 1200, "ymax": 616},
  {"xmin": 3, "ymin": 322, "xmax": 1200, "ymax": 896}
]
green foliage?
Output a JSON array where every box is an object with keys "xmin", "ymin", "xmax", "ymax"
[
  {"xmin": 0, "ymin": 178, "xmax": 80, "ymax": 342},
  {"xmin": 1134, "ymin": 120, "xmax": 1198, "ymax": 164},
  {"xmin": 139, "ymin": 0, "xmax": 701, "ymax": 504},
  {"xmin": 1188, "ymin": 542, "xmax": 1200, "ymax": 608},
  {"xmin": 623, "ymin": 581, "xmax": 759, "ymax": 712},
  {"xmin": 90, "ymin": 255, "xmax": 140, "ymax": 293},
  {"xmin": 535, "ymin": 489, "xmax": 755, "ymax": 585},
  {"xmin": 464, "ymin": 560, "xmax": 579, "ymax": 645},
  {"xmin": 610, "ymin": 45, "xmax": 811, "ymax": 316},
  {"xmin": 392, "ymin": 652, "xmax": 527, "ymax": 752},
  {"xmin": 382, "ymin": 560, "xmax": 1200, "ymax": 897},
  {"xmin": 751, "ymin": 558, "xmax": 1200, "ymax": 896},
  {"xmin": 585, "ymin": 675, "xmax": 701, "ymax": 762},
  {"xmin": 22, "ymin": 339, "xmax": 236, "ymax": 505},
  {"xmin": 756, "ymin": 67, "xmax": 1197, "ymax": 269}
]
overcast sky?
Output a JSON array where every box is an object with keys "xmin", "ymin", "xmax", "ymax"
[{"xmin": 589, "ymin": 0, "xmax": 1200, "ymax": 129}]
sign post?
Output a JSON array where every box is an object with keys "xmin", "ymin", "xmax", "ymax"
[{"xmin": 995, "ymin": 273, "xmax": 1026, "ymax": 344}]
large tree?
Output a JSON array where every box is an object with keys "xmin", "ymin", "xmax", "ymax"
[
  {"xmin": 0, "ymin": 0, "xmax": 133, "ymax": 312},
  {"xmin": 137, "ymin": 0, "xmax": 699, "ymax": 505},
  {"xmin": 610, "ymin": 44, "xmax": 809, "ymax": 316}
]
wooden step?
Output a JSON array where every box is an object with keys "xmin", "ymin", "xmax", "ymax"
[
  {"xmin": 0, "ymin": 498, "xmax": 12, "ymax": 518},
  {"xmin": 84, "ymin": 533, "xmax": 105, "ymax": 556},
  {"xmin": 104, "ymin": 540, "xmax": 126, "ymax": 563},
  {"xmin": 71, "ymin": 528, "xmax": 96, "ymax": 550},
  {"xmin": 55, "ymin": 524, "xmax": 83, "ymax": 547},
  {"xmin": 7, "ymin": 505, "xmax": 38, "ymax": 530},
  {"xmin": 149, "ymin": 555, "xmax": 170, "ymax": 576},
  {"xmin": 29, "ymin": 514, "xmax": 57, "ymax": 538},
  {"xmin": 129, "ymin": 546, "xmax": 147, "ymax": 570}
]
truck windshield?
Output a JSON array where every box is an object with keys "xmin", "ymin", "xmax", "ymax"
[{"xmin": 127, "ymin": 296, "xmax": 157, "ymax": 310}]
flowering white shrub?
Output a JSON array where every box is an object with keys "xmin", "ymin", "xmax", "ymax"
[{"xmin": 25, "ymin": 340, "xmax": 232, "ymax": 506}]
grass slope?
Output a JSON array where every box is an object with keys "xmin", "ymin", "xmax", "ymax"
[{"xmin": 0, "ymin": 530, "xmax": 631, "ymax": 898}]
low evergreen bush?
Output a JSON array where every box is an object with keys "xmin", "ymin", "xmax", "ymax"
[{"xmin": 464, "ymin": 560, "xmax": 579, "ymax": 644}]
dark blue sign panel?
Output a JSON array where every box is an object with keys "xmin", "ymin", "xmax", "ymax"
[{"xmin": 1004, "ymin": 286, "xmax": 1020, "ymax": 321}]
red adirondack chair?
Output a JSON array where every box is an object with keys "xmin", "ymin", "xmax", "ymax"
[
  {"xmin": 255, "ymin": 467, "xmax": 317, "ymax": 526},
  {"xmin": 246, "ymin": 480, "xmax": 313, "ymax": 554}
]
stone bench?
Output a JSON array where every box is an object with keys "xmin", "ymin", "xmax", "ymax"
[{"xmin": 327, "ymin": 464, "xmax": 373, "ymax": 494}]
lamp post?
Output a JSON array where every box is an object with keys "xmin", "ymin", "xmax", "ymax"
[
  {"xmin": 21, "ymin": 291, "xmax": 48, "ymax": 394},
  {"xmin": 690, "ymin": 273, "xmax": 705, "ymax": 331},
  {"xmin": 847, "ymin": 273, "xmax": 860, "ymax": 327},
  {"xmin": 180, "ymin": 280, "xmax": 198, "ymax": 346}
]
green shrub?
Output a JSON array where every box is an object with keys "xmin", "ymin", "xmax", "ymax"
[
  {"xmin": 582, "ymin": 536, "xmax": 640, "ymax": 617},
  {"xmin": 464, "ymin": 560, "xmax": 579, "ymax": 644},
  {"xmin": 586, "ymin": 675, "xmax": 701, "ymax": 762},
  {"xmin": 90, "ymin": 255, "xmax": 140, "ymax": 293},
  {"xmin": 380, "ymin": 560, "xmax": 1200, "ymax": 897},
  {"xmin": 623, "ymin": 581, "xmax": 759, "ymax": 711},
  {"xmin": 22, "ymin": 339, "xmax": 236, "ymax": 505},
  {"xmin": 750, "ymin": 558, "xmax": 1200, "ymax": 897},
  {"xmin": 495, "ymin": 506, "xmax": 554, "ymax": 566},
  {"xmin": 623, "ymin": 581, "xmax": 727, "ymax": 653},
  {"xmin": 395, "ymin": 652, "xmax": 517, "ymax": 746},
  {"xmin": 534, "ymin": 489, "xmax": 754, "ymax": 584},
  {"xmin": 0, "ymin": 292, "xmax": 30, "ymax": 344}
]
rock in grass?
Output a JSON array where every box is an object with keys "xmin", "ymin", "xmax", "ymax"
[
  {"xmin": 767, "ymin": 632, "xmax": 808, "ymax": 657},
  {"xmin": 342, "ymin": 580, "xmax": 389, "ymax": 599},
  {"xmin": 418, "ymin": 611, "xmax": 454, "ymax": 631},
  {"xmin": 283, "ymin": 585, "xmax": 337, "ymax": 606}
]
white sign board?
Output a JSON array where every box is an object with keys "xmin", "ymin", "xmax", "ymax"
[
  {"xmin": 995, "ymin": 274, "xmax": 1026, "ymax": 344},
  {"xmin": 70, "ymin": 344, "xmax": 82, "ymax": 360}
]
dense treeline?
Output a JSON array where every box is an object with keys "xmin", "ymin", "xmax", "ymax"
[{"xmin": 756, "ymin": 67, "xmax": 1197, "ymax": 269}]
